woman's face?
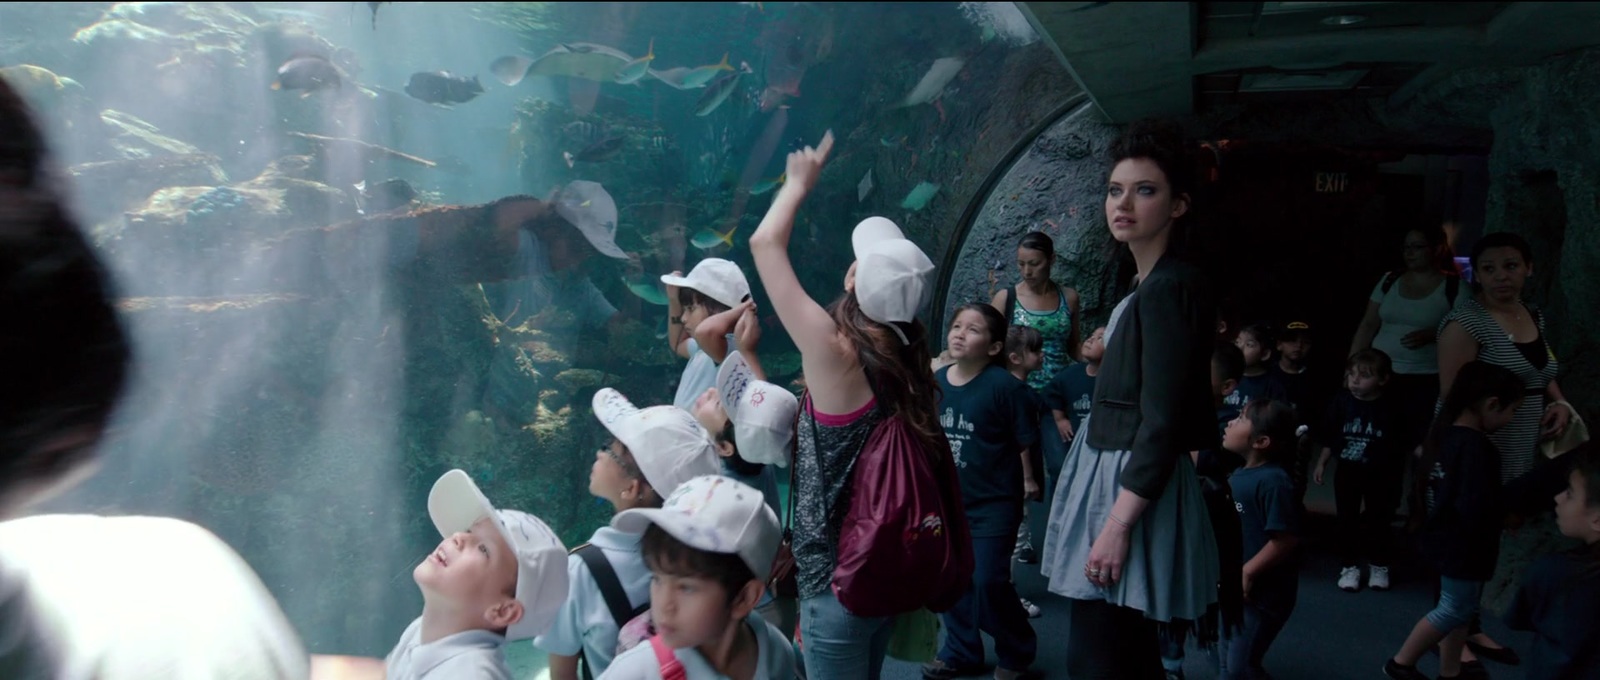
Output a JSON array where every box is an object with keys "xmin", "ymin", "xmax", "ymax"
[
  {"xmin": 1402, "ymin": 230, "xmax": 1435, "ymax": 272},
  {"xmin": 1106, "ymin": 158, "xmax": 1187, "ymax": 246},
  {"xmin": 1016, "ymin": 247, "xmax": 1052, "ymax": 286},
  {"xmin": 1474, "ymin": 246, "xmax": 1531, "ymax": 303}
]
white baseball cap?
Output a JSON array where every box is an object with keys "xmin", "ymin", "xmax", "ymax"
[
  {"xmin": 612, "ymin": 475, "xmax": 782, "ymax": 583},
  {"xmin": 715, "ymin": 351, "xmax": 797, "ymax": 468},
  {"xmin": 592, "ymin": 388, "xmax": 723, "ymax": 499},
  {"xmin": 659, "ymin": 258, "xmax": 751, "ymax": 310},
  {"xmin": 852, "ymin": 217, "xmax": 935, "ymax": 340},
  {"xmin": 427, "ymin": 469, "xmax": 569, "ymax": 641}
]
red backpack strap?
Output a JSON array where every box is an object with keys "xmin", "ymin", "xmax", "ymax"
[{"xmin": 649, "ymin": 636, "xmax": 686, "ymax": 680}]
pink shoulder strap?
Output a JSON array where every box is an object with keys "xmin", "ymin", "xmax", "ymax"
[{"xmin": 649, "ymin": 635, "xmax": 686, "ymax": 680}]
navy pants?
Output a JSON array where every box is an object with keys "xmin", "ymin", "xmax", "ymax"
[
  {"xmin": 938, "ymin": 533, "xmax": 1038, "ymax": 672},
  {"xmin": 1221, "ymin": 579, "xmax": 1297, "ymax": 680}
]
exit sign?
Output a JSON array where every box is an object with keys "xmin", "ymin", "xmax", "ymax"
[{"xmin": 1315, "ymin": 172, "xmax": 1349, "ymax": 193}]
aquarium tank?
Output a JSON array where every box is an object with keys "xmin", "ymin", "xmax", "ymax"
[{"xmin": 2, "ymin": 1, "xmax": 1076, "ymax": 672}]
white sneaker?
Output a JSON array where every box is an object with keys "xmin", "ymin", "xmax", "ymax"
[
  {"xmin": 1020, "ymin": 597, "xmax": 1042, "ymax": 618},
  {"xmin": 1338, "ymin": 566, "xmax": 1362, "ymax": 592},
  {"xmin": 1368, "ymin": 565, "xmax": 1390, "ymax": 591}
]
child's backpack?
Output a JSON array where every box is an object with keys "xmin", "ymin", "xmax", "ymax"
[
  {"xmin": 1380, "ymin": 270, "xmax": 1460, "ymax": 307},
  {"xmin": 822, "ymin": 406, "xmax": 973, "ymax": 618},
  {"xmin": 571, "ymin": 544, "xmax": 652, "ymax": 680}
]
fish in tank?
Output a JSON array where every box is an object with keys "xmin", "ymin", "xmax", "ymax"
[{"xmin": 0, "ymin": 1, "xmax": 1074, "ymax": 675}]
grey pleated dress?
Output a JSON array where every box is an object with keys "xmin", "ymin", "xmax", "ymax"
[{"xmin": 1038, "ymin": 292, "xmax": 1220, "ymax": 623}]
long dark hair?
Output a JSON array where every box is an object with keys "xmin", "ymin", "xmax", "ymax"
[
  {"xmin": 1103, "ymin": 118, "xmax": 1198, "ymax": 294},
  {"xmin": 949, "ymin": 302, "xmax": 1009, "ymax": 367},
  {"xmin": 1415, "ymin": 361, "xmax": 1524, "ymax": 503},
  {"xmin": 829, "ymin": 290, "xmax": 943, "ymax": 455},
  {"xmin": 0, "ymin": 76, "xmax": 129, "ymax": 492}
]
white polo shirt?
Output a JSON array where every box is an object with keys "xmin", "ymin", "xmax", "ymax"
[
  {"xmin": 534, "ymin": 526, "xmax": 651, "ymax": 677},
  {"xmin": 597, "ymin": 613, "xmax": 795, "ymax": 680},
  {"xmin": 385, "ymin": 617, "xmax": 510, "ymax": 680}
]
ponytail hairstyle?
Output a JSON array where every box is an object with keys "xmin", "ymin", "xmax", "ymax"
[
  {"xmin": 949, "ymin": 302, "xmax": 1009, "ymax": 367},
  {"xmin": 1018, "ymin": 231, "xmax": 1056, "ymax": 264},
  {"xmin": 1005, "ymin": 325, "xmax": 1043, "ymax": 364},
  {"xmin": 1241, "ymin": 398, "xmax": 1298, "ymax": 469},
  {"xmin": 1415, "ymin": 361, "xmax": 1524, "ymax": 504},
  {"xmin": 828, "ymin": 289, "xmax": 942, "ymax": 455}
]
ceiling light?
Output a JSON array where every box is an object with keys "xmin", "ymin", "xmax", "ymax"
[{"xmin": 1320, "ymin": 14, "xmax": 1368, "ymax": 26}]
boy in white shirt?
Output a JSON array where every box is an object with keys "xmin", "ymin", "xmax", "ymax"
[
  {"xmin": 662, "ymin": 259, "xmax": 753, "ymax": 411},
  {"xmin": 538, "ymin": 388, "xmax": 725, "ymax": 679},
  {"xmin": 600, "ymin": 475, "xmax": 795, "ymax": 680},
  {"xmin": 384, "ymin": 469, "xmax": 570, "ymax": 679}
]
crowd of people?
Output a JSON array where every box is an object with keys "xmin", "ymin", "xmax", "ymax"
[{"xmin": 2, "ymin": 74, "xmax": 1598, "ymax": 680}]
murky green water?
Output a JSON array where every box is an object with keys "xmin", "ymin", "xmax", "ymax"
[{"xmin": 1, "ymin": 1, "xmax": 1070, "ymax": 669}]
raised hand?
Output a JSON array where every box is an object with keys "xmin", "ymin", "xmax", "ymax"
[{"xmin": 783, "ymin": 130, "xmax": 835, "ymax": 196}]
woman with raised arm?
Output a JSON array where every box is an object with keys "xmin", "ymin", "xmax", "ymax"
[
  {"xmin": 1038, "ymin": 120, "xmax": 1222, "ymax": 679},
  {"xmin": 747, "ymin": 131, "xmax": 942, "ymax": 679}
]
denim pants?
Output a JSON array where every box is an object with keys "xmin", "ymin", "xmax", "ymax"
[
  {"xmin": 940, "ymin": 534, "xmax": 1038, "ymax": 672},
  {"xmin": 1424, "ymin": 576, "xmax": 1484, "ymax": 632},
  {"xmin": 800, "ymin": 590, "xmax": 893, "ymax": 680},
  {"xmin": 1220, "ymin": 580, "xmax": 1297, "ymax": 680},
  {"xmin": 1026, "ymin": 412, "xmax": 1069, "ymax": 548}
]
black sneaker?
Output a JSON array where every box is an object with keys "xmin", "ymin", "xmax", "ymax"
[{"xmin": 1384, "ymin": 659, "xmax": 1429, "ymax": 680}]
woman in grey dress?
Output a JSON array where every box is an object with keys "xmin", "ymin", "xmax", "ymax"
[{"xmin": 1040, "ymin": 120, "xmax": 1221, "ymax": 679}]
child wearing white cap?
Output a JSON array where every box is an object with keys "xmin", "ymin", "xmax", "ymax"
[
  {"xmin": 537, "ymin": 389, "xmax": 725, "ymax": 680},
  {"xmin": 689, "ymin": 349, "xmax": 801, "ymax": 639},
  {"xmin": 662, "ymin": 258, "xmax": 754, "ymax": 412},
  {"xmin": 385, "ymin": 469, "xmax": 570, "ymax": 680},
  {"xmin": 747, "ymin": 130, "xmax": 943, "ymax": 678},
  {"xmin": 598, "ymin": 475, "xmax": 795, "ymax": 680}
]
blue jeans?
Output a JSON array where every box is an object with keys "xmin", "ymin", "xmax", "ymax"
[
  {"xmin": 1221, "ymin": 579, "xmax": 1297, "ymax": 680},
  {"xmin": 800, "ymin": 590, "xmax": 893, "ymax": 680},
  {"xmin": 940, "ymin": 534, "xmax": 1038, "ymax": 671},
  {"xmin": 1027, "ymin": 412, "xmax": 1068, "ymax": 547},
  {"xmin": 1424, "ymin": 576, "xmax": 1484, "ymax": 632}
]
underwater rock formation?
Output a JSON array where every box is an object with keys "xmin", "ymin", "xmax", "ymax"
[{"xmin": 70, "ymin": 151, "xmax": 227, "ymax": 225}]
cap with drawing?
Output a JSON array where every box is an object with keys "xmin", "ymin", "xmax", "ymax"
[
  {"xmin": 612, "ymin": 475, "xmax": 782, "ymax": 583},
  {"xmin": 552, "ymin": 180, "xmax": 627, "ymax": 260},
  {"xmin": 715, "ymin": 351, "xmax": 798, "ymax": 468},
  {"xmin": 660, "ymin": 258, "xmax": 751, "ymax": 310},
  {"xmin": 851, "ymin": 217, "xmax": 935, "ymax": 344},
  {"xmin": 592, "ymin": 388, "xmax": 723, "ymax": 499},
  {"xmin": 427, "ymin": 469, "xmax": 569, "ymax": 641}
]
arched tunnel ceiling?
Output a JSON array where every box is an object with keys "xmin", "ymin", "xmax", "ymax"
[{"xmin": 1018, "ymin": 1, "xmax": 1600, "ymax": 123}]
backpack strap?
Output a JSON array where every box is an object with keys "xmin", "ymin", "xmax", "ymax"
[
  {"xmin": 650, "ymin": 636, "xmax": 686, "ymax": 680},
  {"xmin": 1379, "ymin": 270, "xmax": 1403, "ymax": 295},
  {"xmin": 1003, "ymin": 284, "xmax": 1018, "ymax": 320},
  {"xmin": 1445, "ymin": 275, "xmax": 1460, "ymax": 307},
  {"xmin": 573, "ymin": 543, "xmax": 649, "ymax": 680},
  {"xmin": 575, "ymin": 544, "xmax": 649, "ymax": 626}
]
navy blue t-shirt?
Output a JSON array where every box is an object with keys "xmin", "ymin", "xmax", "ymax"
[
  {"xmin": 1421, "ymin": 426, "xmax": 1503, "ymax": 580},
  {"xmin": 1321, "ymin": 391, "xmax": 1409, "ymax": 467},
  {"xmin": 936, "ymin": 364, "xmax": 1041, "ymax": 538},
  {"xmin": 1230, "ymin": 463, "xmax": 1301, "ymax": 600},
  {"xmin": 1506, "ymin": 548, "xmax": 1600, "ymax": 680},
  {"xmin": 1223, "ymin": 370, "xmax": 1289, "ymax": 414},
  {"xmin": 1273, "ymin": 363, "xmax": 1328, "ymax": 427},
  {"xmin": 1045, "ymin": 362, "xmax": 1096, "ymax": 434}
]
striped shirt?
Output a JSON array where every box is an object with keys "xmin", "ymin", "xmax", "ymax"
[{"xmin": 1439, "ymin": 296, "xmax": 1558, "ymax": 482}]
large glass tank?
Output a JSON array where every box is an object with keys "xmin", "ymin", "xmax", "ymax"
[{"xmin": 1, "ymin": 0, "xmax": 1070, "ymax": 670}]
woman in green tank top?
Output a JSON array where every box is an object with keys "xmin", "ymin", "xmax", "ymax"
[{"xmin": 991, "ymin": 231, "xmax": 1080, "ymax": 391}]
